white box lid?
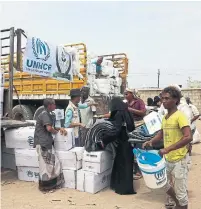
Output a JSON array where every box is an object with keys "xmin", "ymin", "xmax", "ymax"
[{"xmin": 83, "ymin": 150, "xmax": 112, "ymax": 163}]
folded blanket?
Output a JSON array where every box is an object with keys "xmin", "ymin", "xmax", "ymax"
[{"xmin": 85, "ymin": 119, "xmax": 118, "ymax": 152}]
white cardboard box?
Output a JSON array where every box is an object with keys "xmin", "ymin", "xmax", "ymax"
[
  {"xmin": 56, "ymin": 147, "xmax": 84, "ymax": 170},
  {"xmin": 82, "ymin": 151, "xmax": 113, "ymax": 174},
  {"xmin": 53, "ymin": 109, "xmax": 65, "ymax": 120},
  {"xmin": 15, "ymin": 149, "xmax": 39, "ymax": 167},
  {"xmin": 54, "ymin": 128, "xmax": 75, "ymax": 151},
  {"xmin": 2, "ymin": 153, "xmax": 16, "ymax": 170},
  {"xmin": 143, "ymin": 112, "xmax": 163, "ymax": 135},
  {"xmin": 63, "ymin": 169, "xmax": 77, "ymax": 189},
  {"xmin": 77, "ymin": 169, "xmax": 112, "ymax": 194},
  {"xmin": 17, "ymin": 166, "xmax": 39, "ymax": 182},
  {"xmin": 5, "ymin": 126, "xmax": 35, "ymax": 149}
]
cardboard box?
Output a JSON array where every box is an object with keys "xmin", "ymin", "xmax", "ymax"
[
  {"xmin": 143, "ymin": 112, "xmax": 163, "ymax": 135},
  {"xmin": 53, "ymin": 109, "xmax": 64, "ymax": 120},
  {"xmin": 77, "ymin": 169, "xmax": 112, "ymax": 194},
  {"xmin": 63, "ymin": 169, "xmax": 77, "ymax": 189},
  {"xmin": 2, "ymin": 153, "xmax": 16, "ymax": 170},
  {"xmin": 15, "ymin": 149, "xmax": 39, "ymax": 167},
  {"xmin": 56, "ymin": 147, "xmax": 84, "ymax": 170},
  {"xmin": 5, "ymin": 126, "xmax": 35, "ymax": 149},
  {"xmin": 17, "ymin": 166, "xmax": 39, "ymax": 182},
  {"xmin": 82, "ymin": 151, "xmax": 113, "ymax": 174},
  {"xmin": 54, "ymin": 128, "xmax": 75, "ymax": 151}
]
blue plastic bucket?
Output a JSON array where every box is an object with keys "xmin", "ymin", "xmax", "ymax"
[{"xmin": 133, "ymin": 149, "xmax": 167, "ymax": 189}]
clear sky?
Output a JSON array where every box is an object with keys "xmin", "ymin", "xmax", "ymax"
[{"xmin": 1, "ymin": 1, "xmax": 201, "ymax": 88}]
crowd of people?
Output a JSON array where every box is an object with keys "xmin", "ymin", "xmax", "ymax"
[{"xmin": 33, "ymin": 84, "xmax": 200, "ymax": 209}]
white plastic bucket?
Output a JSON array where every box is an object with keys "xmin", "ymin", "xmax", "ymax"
[{"xmin": 134, "ymin": 149, "xmax": 167, "ymax": 189}]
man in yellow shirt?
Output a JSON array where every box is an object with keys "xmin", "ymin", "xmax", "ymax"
[{"xmin": 143, "ymin": 86, "xmax": 192, "ymax": 209}]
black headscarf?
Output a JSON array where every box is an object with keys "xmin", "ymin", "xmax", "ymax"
[
  {"xmin": 147, "ymin": 98, "xmax": 154, "ymax": 106},
  {"xmin": 109, "ymin": 97, "xmax": 135, "ymax": 132},
  {"xmin": 153, "ymin": 96, "xmax": 160, "ymax": 107}
]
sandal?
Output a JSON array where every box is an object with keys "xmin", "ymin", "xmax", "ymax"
[
  {"xmin": 133, "ymin": 173, "xmax": 143, "ymax": 180},
  {"xmin": 41, "ymin": 189, "xmax": 56, "ymax": 194},
  {"xmin": 165, "ymin": 203, "xmax": 175, "ymax": 209}
]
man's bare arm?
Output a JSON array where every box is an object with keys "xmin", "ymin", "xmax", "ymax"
[{"xmin": 128, "ymin": 107, "xmax": 146, "ymax": 117}]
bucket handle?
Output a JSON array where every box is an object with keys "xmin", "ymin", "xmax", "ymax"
[
  {"xmin": 133, "ymin": 148, "xmax": 157, "ymax": 167},
  {"xmin": 133, "ymin": 148, "xmax": 144, "ymax": 157}
]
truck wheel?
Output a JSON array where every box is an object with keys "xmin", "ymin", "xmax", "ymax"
[
  {"xmin": 12, "ymin": 105, "xmax": 33, "ymax": 121},
  {"xmin": 33, "ymin": 106, "xmax": 45, "ymax": 120}
]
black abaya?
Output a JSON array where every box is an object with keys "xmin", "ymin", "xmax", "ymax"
[
  {"xmin": 102, "ymin": 97, "xmax": 136, "ymax": 195},
  {"xmin": 110, "ymin": 127, "xmax": 135, "ymax": 195}
]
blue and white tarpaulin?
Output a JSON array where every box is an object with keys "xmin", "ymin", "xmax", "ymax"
[{"xmin": 23, "ymin": 37, "xmax": 73, "ymax": 82}]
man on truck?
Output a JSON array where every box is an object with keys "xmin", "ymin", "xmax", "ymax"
[{"xmin": 92, "ymin": 56, "xmax": 103, "ymax": 78}]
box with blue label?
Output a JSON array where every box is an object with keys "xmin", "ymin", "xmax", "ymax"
[
  {"xmin": 143, "ymin": 112, "xmax": 163, "ymax": 135},
  {"xmin": 5, "ymin": 126, "xmax": 35, "ymax": 149},
  {"xmin": 17, "ymin": 166, "xmax": 39, "ymax": 182}
]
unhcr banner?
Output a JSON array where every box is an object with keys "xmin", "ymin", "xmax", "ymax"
[{"xmin": 23, "ymin": 37, "xmax": 73, "ymax": 82}]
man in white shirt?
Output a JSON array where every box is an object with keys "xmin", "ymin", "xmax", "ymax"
[
  {"xmin": 185, "ymin": 97, "xmax": 200, "ymax": 131},
  {"xmin": 159, "ymin": 85, "xmax": 193, "ymax": 127},
  {"xmin": 79, "ymin": 86, "xmax": 97, "ymax": 146}
]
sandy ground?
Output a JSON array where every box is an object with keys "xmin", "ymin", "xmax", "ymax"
[{"xmin": 1, "ymin": 121, "xmax": 201, "ymax": 209}]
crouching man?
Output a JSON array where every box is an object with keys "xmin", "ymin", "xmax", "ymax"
[{"xmin": 143, "ymin": 86, "xmax": 192, "ymax": 209}]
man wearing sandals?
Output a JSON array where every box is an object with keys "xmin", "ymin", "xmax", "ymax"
[
  {"xmin": 34, "ymin": 98, "xmax": 66, "ymax": 193},
  {"xmin": 143, "ymin": 86, "xmax": 192, "ymax": 209}
]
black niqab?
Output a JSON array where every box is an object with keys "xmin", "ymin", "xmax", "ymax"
[{"xmin": 109, "ymin": 97, "xmax": 135, "ymax": 132}]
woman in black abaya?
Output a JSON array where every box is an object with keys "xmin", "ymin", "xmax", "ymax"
[{"xmin": 101, "ymin": 97, "xmax": 136, "ymax": 195}]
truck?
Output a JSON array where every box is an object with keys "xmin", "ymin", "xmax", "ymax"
[{"xmin": 1, "ymin": 28, "xmax": 129, "ymax": 120}]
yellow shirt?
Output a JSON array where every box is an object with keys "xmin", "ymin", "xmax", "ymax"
[{"xmin": 162, "ymin": 110, "xmax": 189, "ymax": 162}]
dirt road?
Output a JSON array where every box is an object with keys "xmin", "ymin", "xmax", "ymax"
[{"xmin": 1, "ymin": 121, "xmax": 201, "ymax": 209}]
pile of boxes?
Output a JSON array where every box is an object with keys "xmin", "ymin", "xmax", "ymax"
[
  {"xmin": 4, "ymin": 125, "xmax": 39, "ymax": 181},
  {"xmin": 2, "ymin": 118, "xmax": 114, "ymax": 194},
  {"xmin": 54, "ymin": 129, "xmax": 84, "ymax": 189},
  {"xmin": 77, "ymin": 150, "xmax": 113, "ymax": 194}
]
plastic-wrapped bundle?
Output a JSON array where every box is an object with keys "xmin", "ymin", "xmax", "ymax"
[
  {"xmin": 101, "ymin": 66, "xmax": 112, "ymax": 76},
  {"xmin": 114, "ymin": 87, "xmax": 120, "ymax": 95},
  {"xmin": 109, "ymin": 78, "xmax": 118, "ymax": 86},
  {"xmin": 116, "ymin": 77, "xmax": 122, "ymax": 87},
  {"xmin": 87, "ymin": 63, "xmax": 97, "ymax": 75},
  {"xmin": 65, "ymin": 47, "xmax": 83, "ymax": 80},
  {"xmin": 102, "ymin": 60, "xmax": 114, "ymax": 68},
  {"xmin": 87, "ymin": 74, "xmax": 96, "ymax": 84},
  {"xmin": 109, "ymin": 68, "xmax": 119, "ymax": 78},
  {"xmin": 94, "ymin": 79, "xmax": 111, "ymax": 95}
]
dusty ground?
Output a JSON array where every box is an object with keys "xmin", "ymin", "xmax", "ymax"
[{"xmin": 1, "ymin": 121, "xmax": 201, "ymax": 209}]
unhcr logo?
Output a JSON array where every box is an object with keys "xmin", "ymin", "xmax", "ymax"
[
  {"xmin": 26, "ymin": 37, "xmax": 52, "ymax": 72},
  {"xmin": 32, "ymin": 37, "xmax": 50, "ymax": 61}
]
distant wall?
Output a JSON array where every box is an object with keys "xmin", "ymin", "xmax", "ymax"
[{"xmin": 138, "ymin": 88, "xmax": 201, "ymax": 113}]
